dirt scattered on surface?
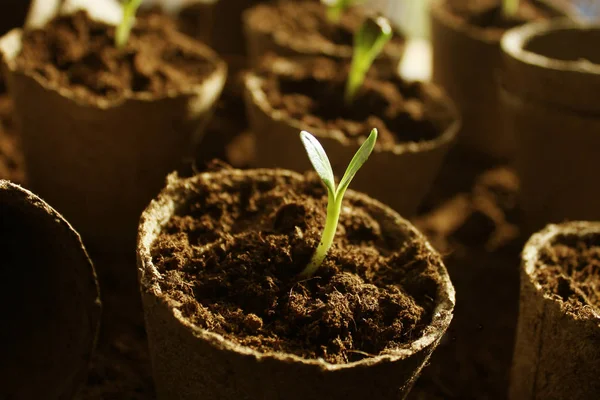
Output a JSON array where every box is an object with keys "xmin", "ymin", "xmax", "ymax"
[
  {"xmin": 151, "ymin": 171, "xmax": 444, "ymax": 364},
  {"xmin": 260, "ymin": 57, "xmax": 453, "ymax": 148},
  {"xmin": 536, "ymin": 235, "xmax": 600, "ymax": 314},
  {"xmin": 246, "ymin": 0, "xmax": 404, "ymax": 55},
  {"xmin": 15, "ymin": 11, "xmax": 215, "ymax": 102}
]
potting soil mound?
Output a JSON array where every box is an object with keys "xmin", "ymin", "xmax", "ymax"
[
  {"xmin": 448, "ymin": 0, "xmax": 553, "ymax": 30},
  {"xmin": 15, "ymin": 11, "xmax": 215, "ymax": 102},
  {"xmin": 535, "ymin": 234, "xmax": 600, "ymax": 313},
  {"xmin": 246, "ymin": 1, "xmax": 404, "ymax": 54},
  {"xmin": 151, "ymin": 171, "xmax": 444, "ymax": 364},
  {"xmin": 260, "ymin": 57, "xmax": 453, "ymax": 148}
]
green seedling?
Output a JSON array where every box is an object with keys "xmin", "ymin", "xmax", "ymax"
[
  {"xmin": 344, "ymin": 15, "xmax": 393, "ymax": 105},
  {"xmin": 298, "ymin": 128, "xmax": 378, "ymax": 278},
  {"xmin": 115, "ymin": 0, "xmax": 143, "ymax": 49},
  {"xmin": 502, "ymin": 0, "xmax": 520, "ymax": 17},
  {"xmin": 326, "ymin": 0, "xmax": 354, "ymax": 23}
]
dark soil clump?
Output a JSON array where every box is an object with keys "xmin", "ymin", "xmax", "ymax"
[
  {"xmin": 535, "ymin": 234, "xmax": 600, "ymax": 313},
  {"xmin": 246, "ymin": 0, "xmax": 404, "ymax": 54},
  {"xmin": 151, "ymin": 171, "xmax": 443, "ymax": 364},
  {"xmin": 0, "ymin": 95, "xmax": 24, "ymax": 183},
  {"xmin": 449, "ymin": 0, "xmax": 554, "ymax": 29},
  {"xmin": 15, "ymin": 11, "xmax": 216, "ymax": 102},
  {"xmin": 260, "ymin": 57, "xmax": 450, "ymax": 147}
]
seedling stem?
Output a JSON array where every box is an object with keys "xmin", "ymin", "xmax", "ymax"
[
  {"xmin": 344, "ymin": 16, "xmax": 392, "ymax": 105},
  {"xmin": 115, "ymin": 0, "xmax": 142, "ymax": 49},
  {"xmin": 299, "ymin": 128, "xmax": 378, "ymax": 278},
  {"xmin": 326, "ymin": 0, "xmax": 354, "ymax": 23}
]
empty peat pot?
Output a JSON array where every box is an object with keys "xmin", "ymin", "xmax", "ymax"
[
  {"xmin": 510, "ymin": 221, "xmax": 600, "ymax": 400},
  {"xmin": 0, "ymin": 11, "xmax": 226, "ymax": 252},
  {"xmin": 243, "ymin": 0, "xmax": 405, "ymax": 74},
  {"xmin": 244, "ymin": 56, "xmax": 459, "ymax": 217},
  {"xmin": 501, "ymin": 20, "xmax": 600, "ymax": 233},
  {"xmin": 138, "ymin": 168, "xmax": 455, "ymax": 399},
  {"xmin": 429, "ymin": 0, "xmax": 554, "ymax": 160},
  {"xmin": 0, "ymin": 180, "xmax": 101, "ymax": 399}
]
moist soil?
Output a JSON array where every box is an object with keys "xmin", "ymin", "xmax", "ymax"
[
  {"xmin": 247, "ymin": 0, "xmax": 404, "ymax": 57},
  {"xmin": 0, "ymin": 95, "xmax": 24, "ymax": 183},
  {"xmin": 448, "ymin": 0, "xmax": 555, "ymax": 29},
  {"xmin": 150, "ymin": 171, "xmax": 444, "ymax": 364},
  {"xmin": 261, "ymin": 57, "xmax": 448, "ymax": 148},
  {"xmin": 534, "ymin": 234, "xmax": 600, "ymax": 314},
  {"xmin": 14, "ymin": 10, "xmax": 216, "ymax": 102}
]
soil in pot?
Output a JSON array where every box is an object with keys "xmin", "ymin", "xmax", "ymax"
[
  {"xmin": 511, "ymin": 223, "xmax": 600, "ymax": 399},
  {"xmin": 1, "ymin": 9, "xmax": 225, "ymax": 252},
  {"xmin": 142, "ymin": 168, "xmax": 454, "ymax": 399},
  {"xmin": 429, "ymin": 0, "xmax": 556, "ymax": 160},
  {"xmin": 244, "ymin": 0, "xmax": 405, "ymax": 70},
  {"xmin": 0, "ymin": 95, "xmax": 24, "ymax": 183},
  {"xmin": 152, "ymin": 172, "xmax": 443, "ymax": 363},
  {"xmin": 15, "ymin": 11, "xmax": 215, "ymax": 101}
]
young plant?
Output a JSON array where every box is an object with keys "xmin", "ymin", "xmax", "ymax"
[
  {"xmin": 298, "ymin": 128, "xmax": 378, "ymax": 278},
  {"xmin": 115, "ymin": 0, "xmax": 142, "ymax": 49},
  {"xmin": 344, "ymin": 15, "xmax": 393, "ymax": 105},
  {"xmin": 326, "ymin": 0, "xmax": 354, "ymax": 23},
  {"xmin": 502, "ymin": 0, "xmax": 520, "ymax": 17}
]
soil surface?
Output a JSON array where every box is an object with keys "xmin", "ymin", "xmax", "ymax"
[
  {"xmin": 246, "ymin": 0, "xmax": 404, "ymax": 56},
  {"xmin": 15, "ymin": 11, "xmax": 216, "ymax": 102},
  {"xmin": 151, "ymin": 171, "xmax": 444, "ymax": 364},
  {"xmin": 535, "ymin": 234, "xmax": 600, "ymax": 314},
  {"xmin": 448, "ymin": 0, "xmax": 554, "ymax": 29},
  {"xmin": 260, "ymin": 57, "xmax": 452, "ymax": 148}
]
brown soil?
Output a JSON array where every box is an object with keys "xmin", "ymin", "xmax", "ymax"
[
  {"xmin": 260, "ymin": 57, "xmax": 450, "ymax": 148},
  {"xmin": 535, "ymin": 234, "xmax": 600, "ymax": 314},
  {"xmin": 15, "ymin": 11, "xmax": 216, "ymax": 102},
  {"xmin": 246, "ymin": 0, "xmax": 404, "ymax": 55},
  {"xmin": 448, "ymin": 0, "xmax": 554, "ymax": 29},
  {"xmin": 150, "ymin": 170, "xmax": 444, "ymax": 364}
]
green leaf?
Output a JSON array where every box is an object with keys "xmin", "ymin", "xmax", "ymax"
[
  {"xmin": 326, "ymin": 0, "xmax": 354, "ymax": 23},
  {"xmin": 115, "ymin": 0, "xmax": 143, "ymax": 49},
  {"xmin": 336, "ymin": 128, "xmax": 378, "ymax": 199},
  {"xmin": 502, "ymin": 0, "xmax": 520, "ymax": 16},
  {"xmin": 344, "ymin": 16, "xmax": 393, "ymax": 104},
  {"xmin": 300, "ymin": 131, "xmax": 336, "ymax": 194}
]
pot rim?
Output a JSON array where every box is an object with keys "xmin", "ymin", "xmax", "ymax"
[
  {"xmin": 0, "ymin": 26, "xmax": 227, "ymax": 109},
  {"xmin": 430, "ymin": 0, "xmax": 507, "ymax": 44},
  {"xmin": 244, "ymin": 59, "xmax": 460, "ymax": 156},
  {"xmin": 501, "ymin": 19, "xmax": 600, "ymax": 76},
  {"xmin": 137, "ymin": 168, "xmax": 455, "ymax": 371},
  {"xmin": 242, "ymin": 1, "xmax": 404, "ymax": 60},
  {"xmin": 522, "ymin": 221, "xmax": 600, "ymax": 323}
]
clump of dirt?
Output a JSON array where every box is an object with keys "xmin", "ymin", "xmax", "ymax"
[
  {"xmin": 536, "ymin": 234, "xmax": 600, "ymax": 313},
  {"xmin": 259, "ymin": 57, "xmax": 453, "ymax": 148},
  {"xmin": 151, "ymin": 171, "xmax": 444, "ymax": 364},
  {"xmin": 449, "ymin": 0, "xmax": 555, "ymax": 30},
  {"xmin": 15, "ymin": 11, "xmax": 216, "ymax": 102},
  {"xmin": 246, "ymin": 0, "xmax": 404, "ymax": 54}
]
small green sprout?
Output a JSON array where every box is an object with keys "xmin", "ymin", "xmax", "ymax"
[
  {"xmin": 502, "ymin": 0, "xmax": 520, "ymax": 17},
  {"xmin": 344, "ymin": 16, "xmax": 393, "ymax": 105},
  {"xmin": 298, "ymin": 128, "xmax": 378, "ymax": 278},
  {"xmin": 326, "ymin": 0, "xmax": 354, "ymax": 23},
  {"xmin": 115, "ymin": 0, "xmax": 143, "ymax": 49}
]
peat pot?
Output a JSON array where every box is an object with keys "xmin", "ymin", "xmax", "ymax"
[
  {"xmin": 0, "ymin": 12, "xmax": 226, "ymax": 252},
  {"xmin": 243, "ymin": 0, "xmax": 405, "ymax": 75},
  {"xmin": 510, "ymin": 221, "xmax": 600, "ymax": 400},
  {"xmin": 138, "ymin": 168, "xmax": 455, "ymax": 400},
  {"xmin": 501, "ymin": 20, "xmax": 600, "ymax": 233},
  {"xmin": 0, "ymin": 180, "xmax": 101, "ymax": 399},
  {"xmin": 430, "ymin": 0, "xmax": 554, "ymax": 160},
  {"xmin": 244, "ymin": 56, "xmax": 459, "ymax": 217}
]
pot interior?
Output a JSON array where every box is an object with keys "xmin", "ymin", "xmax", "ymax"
[{"xmin": 524, "ymin": 27, "xmax": 600, "ymax": 64}]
